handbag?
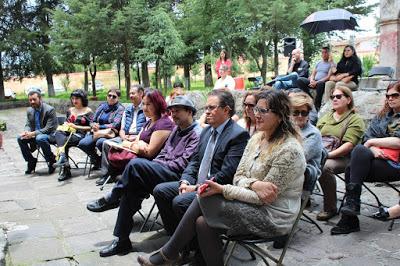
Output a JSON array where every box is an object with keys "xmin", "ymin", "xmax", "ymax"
[
  {"xmin": 322, "ymin": 115, "xmax": 352, "ymax": 152},
  {"xmin": 377, "ymin": 147, "xmax": 400, "ymax": 162},
  {"xmin": 56, "ymin": 124, "xmax": 76, "ymax": 133},
  {"xmin": 108, "ymin": 148, "xmax": 137, "ymax": 172}
]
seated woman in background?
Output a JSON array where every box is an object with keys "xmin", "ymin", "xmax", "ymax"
[
  {"xmin": 78, "ymin": 88, "xmax": 125, "ymax": 168},
  {"xmin": 289, "ymin": 91, "xmax": 322, "ymax": 182},
  {"xmin": 323, "ymin": 45, "xmax": 362, "ymax": 103},
  {"xmin": 213, "ymin": 65, "xmax": 235, "ymax": 91},
  {"xmin": 107, "ymin": 89, "xmax": 174, "ymax": 174},
  {"xmin": 316, "ymin": 86, "xmax": 365, "ymax": 221},
  {"xmin": 332, "ymin": 81, "xmax": 400, "ymax": 235},
  {"xmin": 52, "ymin": 89, "xmax": 93, "ymax": 181},
  {"xmin": 237, "ymin": 91, "xmax": 259, "ymax": 136},
  {"xmin": 137, "ymin": 90, "xmax": 306, "ymax": 266}
]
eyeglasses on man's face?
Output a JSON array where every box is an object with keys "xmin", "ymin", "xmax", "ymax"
[{"xmin": 205, "ymin": 105, "xmax": 221, "ymax": 111}]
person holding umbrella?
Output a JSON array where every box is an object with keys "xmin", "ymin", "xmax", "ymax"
[{"xmin": 323, "ymin": 45, "xmax": 362, "ymax": 103}]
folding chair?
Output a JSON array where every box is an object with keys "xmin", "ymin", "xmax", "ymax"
[
  {"xmin": 137, "ymin": 195, "xmax": 162, "ymax": 233},
  {"xmin": 222, "ymin": 149, "xmax": 327, "ymax": 265}
]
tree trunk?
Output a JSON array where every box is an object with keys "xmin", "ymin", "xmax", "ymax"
[
  {"xmin": 273, "ymin": 36, "xmax": 279, "ymax": 77},
  {"xmin": 141, "ymin": 61, "xmax": 150, "ymax": 87},
  {"xmin": 84, "ymin": 65, "xmax": 89, "ymax": 92},
  {"xmin": 89, "ymin": 56, "xmax": 97, "ymax": 97},
  {"xmin": 183, "ymin": 64, "xmax": 191, "ymax": 90},
  {"xmin": 0, "ymin": 52, "xmax": 5, "ymax": 100},
  {"xmin": 123, "ymin": 43, "xmax": 131, "ymax": 100},
  {"xmin": 136, "ymin": 62, "xmax": 141, "ymax": 84},
  {"xmin": 163, "ymin": 75, "xmax": 168, "ymax": 95},
  {"xmin": 260, "ymin": 44, "xmax": 267, "ymax": 85},
  {"xmin": 204, "ymin": 48, "xmax": 213, "ymax": 87},
  {"xmin": 117, "ymin": 60, "xmax": 121, "ymax": 90},
  {"xmin": 155, "ymin": 59, "xmax": 159, "ymax": 89},
  {"xmin": 45, "ymin": 70, "xmax": 55, "ymax": 97}
]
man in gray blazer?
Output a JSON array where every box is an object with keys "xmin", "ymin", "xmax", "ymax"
[{"xmin": 17, "ymin": 89, "xmax": 58, "ymax": 174}]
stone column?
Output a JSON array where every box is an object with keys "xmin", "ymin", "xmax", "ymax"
[{"xmin": 379, "ymin": 0, "xmax": 400, "ymax": 78}]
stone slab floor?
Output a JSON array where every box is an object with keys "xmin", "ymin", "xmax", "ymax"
[{"xmin": 0, "ymin": 108, "xmax": 400, "ymax": 266}]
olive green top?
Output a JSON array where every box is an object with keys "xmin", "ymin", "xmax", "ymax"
[{"xmin": 317, "ymin": 110, "xmax": 365, "ymax": 145}]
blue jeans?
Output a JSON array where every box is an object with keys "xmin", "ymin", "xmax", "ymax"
[
  {"xmin": 77, "ymin": 134, "xmax": 107, "ymax": 158},
  {"xmin": 17, "ymin": 134, "xmax": 53, "ymax": 162},
  {"xmin": 273, "ymin": 72, "xmax": 299, "ymax": 90}
]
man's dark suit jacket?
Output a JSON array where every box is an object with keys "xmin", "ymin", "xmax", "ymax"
[
  {"xmin": 25, "ymin": 102, "xmax": 58, "ymax": 135},
  {"xmin": 180, "ymin": 118, "xmax": 250, "ymax": 185}
]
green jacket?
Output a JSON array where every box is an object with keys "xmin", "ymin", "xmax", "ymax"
[{"xmin": 317, "ymin": 110, "xmax": 365, "ymax": 146}]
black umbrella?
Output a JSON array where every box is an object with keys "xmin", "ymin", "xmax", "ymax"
[{"xmin": 300, "ymin": 8, "xmax": 358, "ymax": 35}]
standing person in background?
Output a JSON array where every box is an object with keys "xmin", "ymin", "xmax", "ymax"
[
  {"xmin": 215, "ymin": 49, "xmax": 232, "ymax": 79},
  {"xmin": 297, "ymin": 47, "xmax": 335, "ymax": 110},
  {"xmin": 17, "ymin": 88, "xmax": 58, "ymax": 174},
  {"xmin": 323, "ymin": 45, "xmax": 362, "ymax": 104}
]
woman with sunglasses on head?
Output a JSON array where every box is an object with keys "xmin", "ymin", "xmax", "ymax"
[
  {"xmin": 237, "ymin": 91, "xmax": 259, "ymax": 136},
  {"xmin": 331, "ymin": 81, "xmax": 400, "ymax": 235},
  {"xmin": 323, "ymin": 45, "xmax": 362, "ymax": 104},
  {"xmin": 78, "ymin": 87, "xmax": 125, "ymax": 169},
  {"xmin": 289, "ymin": 91, "xmax": 323, "ymax": 183},
  {"xmin": 316, "ymin": 86, "xmax": 365, "ymax": 221},
  {"xmin": 137, "ymin": 90, "xmax": 306, "ymax": 266},
  {"xmin": 52, "ymin": 89, "xmax": 94, "ymax": 181}
]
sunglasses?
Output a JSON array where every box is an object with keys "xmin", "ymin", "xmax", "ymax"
[
  {"xmin": 386, "ymin": 93, "xmax": 400, "ymax": 100},
  {"xmin": 243, "ymin": 102, "xmax": 256, "ymax": 108},
  {"xmin": 330, "ymin": 94, "xmax": 346, "ymax": 100},
  {"xmin": 292, "ymin": 110, "xmax": 309, "ymax": 117},
  {"xmin": 254, "ymin": 106, "xmax": 274, "ymax": 115},
  {"xmin": 108, "ymin": 94, "xmax": 118, "ymax": 99}
]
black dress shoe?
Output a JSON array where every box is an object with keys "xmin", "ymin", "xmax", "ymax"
[
  {"xmin": 25, "ymin": 159, "xmax": 37, "ymax": 174},
  {"xmin": 99, "ymin": 238, "xmax": 132, "ymax": 257},
  {"xmin": 96, "ymin": 175, "xmax": 117, "ymax": 186},
  {"xmin": 273, "ymin": 234, "xmax": 288, "ymax": 249},
  {"xmin": 86, "ymin": 197, "xmax": 120, "ymax": 212}
]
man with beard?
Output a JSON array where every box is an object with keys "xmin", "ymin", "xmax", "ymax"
[{"xmin": 17, "ymin": 88, "xmax": 58, "ymax": 174}]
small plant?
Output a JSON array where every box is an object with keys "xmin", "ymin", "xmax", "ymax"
[
  {"xmin": 60, "ymin": 74, "xmax": 71, "ymax": 91},
  {"xmin": 361, "ymin": 55, "xmax": 378, "ymax": 77}
]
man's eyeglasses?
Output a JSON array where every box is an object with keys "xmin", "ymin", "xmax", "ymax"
[
  {"xmin": 204, "ymin": 105, "xmax": 220, "ymax": 111},
  {"xmin": 386, "ymin": 93, "xmax": 400, "ymax": 100},
  {"xmin": 330, "ymin": 94, "xmax": 345, "ymax": 100},
  {"xmin": 292, "ymin": 110, "xmax": 309, "ymax": 117},
  {"xmin": 108, "ymin": 94, "xmax": 118, "ymax": 99},
  {"xmin": 243, "ymin": 102, "xmax": 256, "ymax": 108},
  {"xmin": 254, "ymin": 106, "xmax": 274, "ymax": 115}
]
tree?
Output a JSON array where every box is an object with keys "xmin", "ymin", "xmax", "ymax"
[{"xmin": 138, "ymin": 6, "xmax": 184, "ymax": 94}]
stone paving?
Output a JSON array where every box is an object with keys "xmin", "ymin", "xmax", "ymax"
[{"xmin": 1, "ymin": 107, "xmax": 400, "ymax": 266}]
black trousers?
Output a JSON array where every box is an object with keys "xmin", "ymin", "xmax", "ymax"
[
  {"xmin": 345, "ymin": 144, "xmax": 400, "ymax": 188},
  {"xmin": 153, "ymin": 181, "xmax": 196, "ymax": 235},
  {"xmin": 51, "ymin": 131, "xmax": 82, "ymax": 156},
  {"xmin": 112, "ymin": 158, "xmax": 179, "ymax": 239},
  {"xmin": 296, "ymin": 77, "xmax": 326, "ymax": 110}
]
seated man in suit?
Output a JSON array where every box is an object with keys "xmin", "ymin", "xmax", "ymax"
[
  {"xmin": 85, "ymin": 96, "xmax": 202, "ymax": 257},
  {"xmin": 17, "ymin": 88, "xmax": 58, "ymax": 174},
  {"xmin": 153, "ymin": 89, "xmax": 250, "ymax": 237}
]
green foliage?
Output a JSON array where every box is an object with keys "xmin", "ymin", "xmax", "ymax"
[
  {"xmin": 361, "ymin": 55, "xmax": 378, "ymax": 77},
  {"xmin": 60, "ymin": 74, "xmax": 71, "ymax": 91}
]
